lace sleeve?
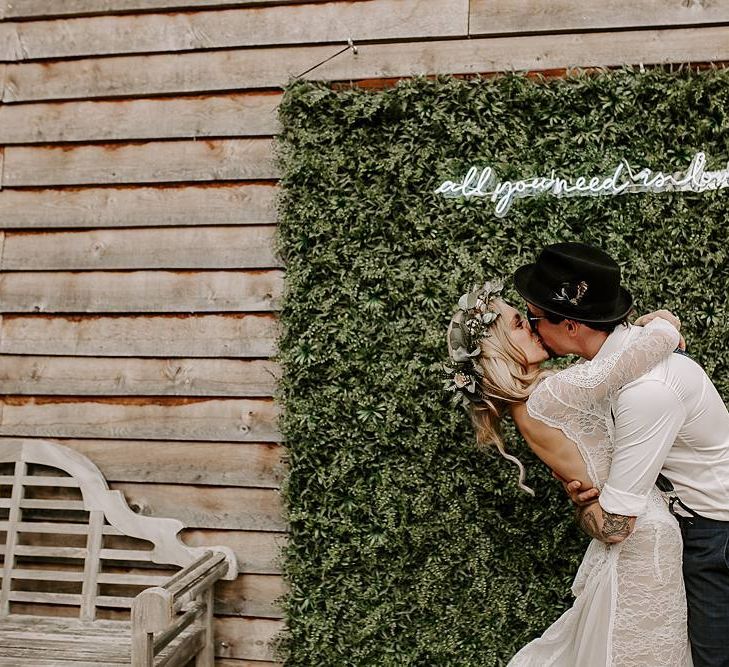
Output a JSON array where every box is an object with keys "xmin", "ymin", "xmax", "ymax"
[
  {"xmin": 544, "ymin": 317, "xmax": 680, "ymax": 404},
  {"xmin": 525, "ymin": 318, "xmax": 680, "ymax": 487}
]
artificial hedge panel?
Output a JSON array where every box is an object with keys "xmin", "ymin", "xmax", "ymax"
[{"xmin": 275, "ymin": 68, "xmax": 729, "ymax": 665}]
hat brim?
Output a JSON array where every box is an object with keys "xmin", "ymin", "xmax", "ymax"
[{"xmin": 513, "ymin": 263, "xmax": 633, "ymax": 324}]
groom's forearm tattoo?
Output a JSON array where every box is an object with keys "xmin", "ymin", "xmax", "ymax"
[
  {"xmin": 577, "ymin": 505, "xmax": 601, "ymax": 540},
  {"xmin": 576, "ymin": 503, "xmax": 632, "ymax": 543},
  {"xmin": 600, "ymin": 510, "xmax": 632, "ymax": 540}
]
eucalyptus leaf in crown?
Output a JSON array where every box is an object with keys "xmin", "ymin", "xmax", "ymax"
[{"xmin": 444, "ymin": 280, "xmax": 503, "ymax": 408}]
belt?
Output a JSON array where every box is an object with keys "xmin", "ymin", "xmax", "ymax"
[{"xmin": 676, "ymin": 513, "xmax": 729, "ymax": 529}]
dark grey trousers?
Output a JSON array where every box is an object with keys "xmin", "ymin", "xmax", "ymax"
[{"xmin": 679, "ymin": 514, "xmax": 729, "ymax": 667}]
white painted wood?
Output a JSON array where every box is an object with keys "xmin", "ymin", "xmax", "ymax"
[
  {"xmin": 1, "ymin": 226, "xmax": 282, "ymax": 270},
  {"xmin": 6, "ymin": 521, "xmax": 91, "ymax": 534},
  {"xmin": 3, "ymin": 139, "xmax": 277, "ymax": 186},
  {"xmin": 469, "ymin": 0, "xmax": 729, "ymax": 35},
  {"xmin": 10, "ymin": 565, "xmax": 170, "ymax": 587},
  {"xmin": 80, "ymin": 510, "xmax": 103, "ymax": 621},
  {"xmin": 5, "ymin": 27, "xmax": 729, "ymax": 101},
  {"xmin": 1, "ymin": 0, "xmax": 336, "ymax": 19},
  {"xmin": 0, "ymin": 436, "xmax": 240, "ymax": 569},
  {"xmin": 0, "ymin": 460, "xmax": 24, "ymax": 615},
  {"xmin": 14, "ymin": 545, "xmax": 87, "ymax": 557},
  {"xmin": 0, "ymin": 93, "xmax": 281, "ymax": 144},
  {"xmin": 0, "ymin": 270, "xmax": 283, "ymax": 313},
  {"xmin": 0, "ymin": 396, "xmax": 281, "ymax": 442},
  {"xmin": 19, "ymin": 475, "xmax": 79, "ymax": 487},
  {"xmin": 2, "ymin": 0, "xmax": 468, "ymax": 59},
  {"xmin": 0, "ymin": 356, "xmax": 280, "ymax": 397},
  {"xmin": 18, "ymin": 499, "xmax": 86, "ymax": 510},
  {"xmin": 0, "ymin": 184, "xmax": 277, "ymax": 229},
  {"xmin": 0, "ymin": 314, "xmax": 278, "ymax": 357},
  {"xmin": 197, "ymin": 588, "xmax": 214, "ymax": 666},
  {"xmin": 8, "ymin": 591, "xmax": 82, "ymax": 605}
]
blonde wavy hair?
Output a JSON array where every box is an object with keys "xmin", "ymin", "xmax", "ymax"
[{"xmin": 447, "ymin": 297, "xmax": 550, "ymax": 495}]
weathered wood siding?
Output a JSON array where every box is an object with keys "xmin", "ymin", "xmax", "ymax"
[{"xmin": 0, "ymin": 1, "xmax": 727, "ymax": 664}]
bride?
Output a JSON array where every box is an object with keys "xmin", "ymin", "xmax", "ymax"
[{"xmin": 445, "ymin": 280, "xmax": 690, "ymax": 666}]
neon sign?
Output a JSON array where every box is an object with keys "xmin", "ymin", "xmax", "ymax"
[{"xmin": 435, "ymin": 152, "xmax": 729, "ymax": 217}]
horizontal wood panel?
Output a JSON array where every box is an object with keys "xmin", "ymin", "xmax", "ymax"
[
  {"xmin": 0, "ymin": 184, "xmax": 277, "ymax": 229},
  {"xmin": 0, "ymin": 314, "xmax": 278, "ymax": 357},
  {"xmin": 3, "ymin": 139, "xmax": 277, "ymax": 186},
  {"xmin": 470, "ymin": 0, "xmax": 729, "ymax": 36},
  {"xmin": 54, "ymin": 438, "xmax": 285, "ymax": 487},
  {"xmin": 5, "ymin": 28, "xmax": 729, "ymax": 102},
  {"xmin": 2, "ymin": 0, "xmax": 468, "ymax": 60},
  {"xmin": 0, "ymin": 0, "xmax": 338, "ymax": 19},
  {"xmin": 0, "ymin": 396, "xmax": 281, "ymax": 442},
  {"xmin": 110, "ymin": 482, "xmax": 284, "ymax": 530},
  {"xmin": 0, "ymin": 93, "xmax": 281, "ymax": 144},
  {"xmin": 0, "ymin": 270, "xmax": 283, "ymax": 313},
  {"xmin": 182, "ymin": 530, "xmax": 285, "ymax": 575},
  {"xmin": 0, "ymin": 356, "xmax": 280, "ymax": 396},
  {"xmin": 215, "ymin": 617, "xmax": 284, "ymax": 662},
  {"xmin": 1, "ymin": 226, "xmax": 282, "ymax": 270},
  {"xmin": 216, "ymin": 573, "xmax": 285, "ymax": 618}
]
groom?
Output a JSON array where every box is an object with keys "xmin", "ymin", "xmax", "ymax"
[{"xmin": 513, "ymin": 242, "xmax": 729, "ymax": 667}]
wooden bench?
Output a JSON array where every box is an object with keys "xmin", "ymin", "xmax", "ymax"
[{"xmin": 0, "ymin": 438, "xmax": 238, "ymax": 666}]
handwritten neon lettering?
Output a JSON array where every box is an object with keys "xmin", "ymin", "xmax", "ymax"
[{"xmin": 434, "ymin": 152, "xmax": 729, "ymax": 217}]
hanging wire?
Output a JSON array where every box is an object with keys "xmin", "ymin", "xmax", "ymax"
[{"xmin": 294, "ymin": 38, "xmax": 358, "ymax": 80}]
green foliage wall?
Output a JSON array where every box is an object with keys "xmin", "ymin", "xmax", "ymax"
[{"xmin": 275, "ymin": 68, "xmax": 729, "ymax": 665}]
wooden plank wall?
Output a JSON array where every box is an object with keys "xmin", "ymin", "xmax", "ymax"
[{"xmin": 0, "ymin": 1, "xmax": 727, "ymax": 663}]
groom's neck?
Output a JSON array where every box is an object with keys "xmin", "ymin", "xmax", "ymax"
[{"xmin": 576, "ymin": 328, "xmax": 611, "ymax": 361}]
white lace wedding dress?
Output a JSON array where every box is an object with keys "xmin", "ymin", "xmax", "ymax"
[{"xmin": 508, "ymin": 318, "xmax": 691, "ymax": 667}]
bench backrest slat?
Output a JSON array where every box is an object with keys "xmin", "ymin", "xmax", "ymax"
[
  {"xmin": 81, "ymin": 510, "xmax": 104, "ymax": 621},
  {"xmin": 1, "ymin": 461, "xmax": 26, "ymax": 615}
]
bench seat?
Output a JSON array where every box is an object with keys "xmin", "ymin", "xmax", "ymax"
[{"xmin": 0, "ymin": 615, "xmax": 203, "ymax": 665}]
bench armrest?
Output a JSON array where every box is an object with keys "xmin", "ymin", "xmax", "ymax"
[
  {"xmin": 133, "ymin": 550, "xmax": 229, "ymax": 632},
  {"xmin": 131, "ymin": 551, "xmax": 230, "ymax": 666}
]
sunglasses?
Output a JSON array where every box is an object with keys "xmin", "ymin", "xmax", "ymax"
[{"xmin": 526, "ymin": 309, "xmax": 563, "ymax": 333}]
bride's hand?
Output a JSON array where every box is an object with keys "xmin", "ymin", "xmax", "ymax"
[
  {"xmin": 634, "ymin": 308, "xmax": 680, "ymax": 330},
  {"xmin": 634, "ymin": 309, "xmax": 686, "ymax": 351}
]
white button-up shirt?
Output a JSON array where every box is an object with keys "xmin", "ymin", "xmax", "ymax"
[{"xmin": 596, "ymin": 324, "xmax": 729, "ymax": 521}]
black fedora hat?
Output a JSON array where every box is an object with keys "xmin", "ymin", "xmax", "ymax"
[{"xmin": 513, "ymin": 242, "xmax": 633, "ymax": 323}]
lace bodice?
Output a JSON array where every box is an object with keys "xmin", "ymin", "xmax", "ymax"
[{"xmin": 526, "ymin": 318, "xmax": 680, "ymax": 489}]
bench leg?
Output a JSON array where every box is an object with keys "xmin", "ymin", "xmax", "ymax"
[
  {"xmin": 132, "ymin": 630, "xmax": 154, "ymax": 667},
  {"xmin": 195, "ymin": 588, "xmax": 215, "ymax": 667}
]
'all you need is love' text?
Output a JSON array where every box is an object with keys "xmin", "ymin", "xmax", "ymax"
[{"xmin": 435, "ymin": 152, "xmax": 729, "ymax": 217}]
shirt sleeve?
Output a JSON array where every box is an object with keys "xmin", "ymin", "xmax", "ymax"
[{"xmin": 599, "ymin": 380, "xmax": 685, "ymax": 516}]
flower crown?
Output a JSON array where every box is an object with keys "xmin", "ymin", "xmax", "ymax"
[{"xmin": 444, "ymin": 280, "xmax": 504, "ymax": 408}]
